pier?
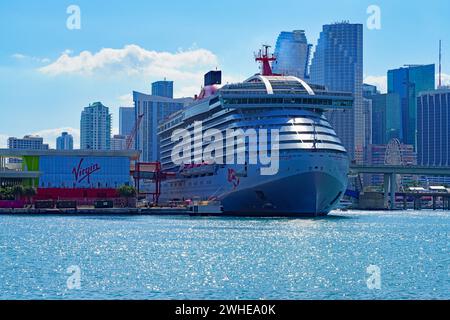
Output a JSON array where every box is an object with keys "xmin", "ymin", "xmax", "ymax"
[
  {"xmin": 0, "ymin": 207, "xmax": 192, "ymax": 216},
  {"xmin": 350, "ymin": 165, "xmax": 450, "ymax": 210},
  {"xmin": 397, "ymin": 192, "xmax": 450, "ymax": 211}
]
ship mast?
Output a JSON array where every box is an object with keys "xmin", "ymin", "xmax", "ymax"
[{"xmin": 255, "ymin": 45, "xmax": 277, "ymax": 76}]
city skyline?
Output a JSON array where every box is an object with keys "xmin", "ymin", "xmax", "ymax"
[{"xmin": 1, "ymin": 0, "xmax": 450, "ymax": 148}]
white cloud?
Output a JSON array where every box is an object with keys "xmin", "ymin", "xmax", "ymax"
[
  {"xmin": 117, "ymin": 93, "xmax": 133, "ymax": 107},
  {"xmin": 32, "ymin": 127, "xmax": 80, "ymax": 149},
  {"xmin": 39, "ymin": 44, "xmax": 219, "ymax": 80},
  {"xmin": 437, "ymin": 73, "xmax": 450, "ymax": 87},
  {"xmin": 12, "ymin": 53, "xmax": 50, "ymax": 64},
  {"xmin": 12, "ymin": 53, "xmax": 27, "ymax": 60},
  {"xmin": 39, "ymin": 44, "xmax": 245, "ymax": 101},
  {"xmin": 364, "ymin": 75, "xmax": 387, "ymax": 93}
]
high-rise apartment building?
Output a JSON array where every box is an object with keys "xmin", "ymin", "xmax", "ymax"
[
  {"xmin": 310, "ymin": 22, "xmax": 364, "ymax": 161},
  {"xmin": 80, "ymin": 102, "xmax": 112, "ymax": 150},
  {"xmin": 272, "ymin": 30, "xmax": 312, "ymax": 79},
  {"xmin": 56, "ymin": 132, "xmax": 74, "ymax": 150}
]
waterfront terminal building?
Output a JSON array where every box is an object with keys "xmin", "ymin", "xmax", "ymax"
[{"xmin": 0, "ymin": 149, "xmax": 139, "ymax": 200}]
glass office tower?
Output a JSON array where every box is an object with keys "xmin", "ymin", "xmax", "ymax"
[
  {"xmin": 387, "ymin": 64, "xmax": 435, "ymax": 148},
  {"xmin": 371, "ymin": 93, "xmax": 402, "ymax": 145},
  {"xmin": 119, "ymin": 107, "xmax": 135, "ymax": 136},
  {"xmin": 310, "ymin": 22, "xmax": 364, "ymax": 161},
  {"xmin": 417, "ymin": 89, "xmax": 450, "ymax": 166},
  {"xmin": 151, "ymin": 80, "xmax": 174, "ymax": 99},
  {"xmin": 133, "ymin": 91, "xmax": 191, "ymax": 162},
  {"xmin": 272, "ymin": 30, "xmax": 312, "ymax": 79}
]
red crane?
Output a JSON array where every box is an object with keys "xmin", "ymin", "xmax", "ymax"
[{"xmin": 126, "ymin": 113, "xmax": 144, "ymax": 150}]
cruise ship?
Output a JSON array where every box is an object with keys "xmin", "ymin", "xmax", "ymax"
[{"xmin": 158, "ymin": 47, "xmax": 352, "ymax": 216}]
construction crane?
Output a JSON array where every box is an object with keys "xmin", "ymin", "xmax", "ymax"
[{"xmin": 126, "ymin": 114, "xmax": 144, "ymax": 150}]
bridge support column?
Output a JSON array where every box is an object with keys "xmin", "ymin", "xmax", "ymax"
[
  {"xmin": 390, "ymin": 173, "xmax": 397, "ymax": 210},
  {"xmin": 383, "ymin": 174, "xmax": 390, "ymax": 209}
]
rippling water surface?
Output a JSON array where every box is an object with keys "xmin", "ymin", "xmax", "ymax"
[{"xmin": 0, "ymin": 210, "xmax": 448, "ymax": 300}]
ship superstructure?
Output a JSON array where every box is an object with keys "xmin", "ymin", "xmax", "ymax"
[{"xmin": 157, "ymin": 48, "xmax": 352, "ymax": 216}]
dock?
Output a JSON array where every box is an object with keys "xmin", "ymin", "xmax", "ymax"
[{"xmin": 0, "ymin": 207, "xmax": 192, "ymax": 216}]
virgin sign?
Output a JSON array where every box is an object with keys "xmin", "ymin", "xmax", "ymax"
[{"xmin": 72, "ymin": 158, "xmax": 101, "ymax": 184}]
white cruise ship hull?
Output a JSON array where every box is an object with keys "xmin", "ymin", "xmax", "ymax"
[{"xmin": 160, "ymin": 151, "xmax": 349, "ymax": 216}]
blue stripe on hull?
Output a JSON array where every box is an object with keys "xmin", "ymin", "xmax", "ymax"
[{"xmin": 221, "ymin": 171, "xmax": 347, "ymax": 217}]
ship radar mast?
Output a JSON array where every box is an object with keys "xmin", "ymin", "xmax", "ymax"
[{"xmin": 255, "ymin": 45, "xmax": 279, "ymax": 76}]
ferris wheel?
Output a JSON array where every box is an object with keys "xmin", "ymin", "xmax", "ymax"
[{"xmin": 384, "ymin": 138, "xmax": 403, "ymax": 165}]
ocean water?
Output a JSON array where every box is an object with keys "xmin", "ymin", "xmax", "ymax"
[{"xmin": 0, "ymin": 210, "xmax": 448, "ymax": 300}]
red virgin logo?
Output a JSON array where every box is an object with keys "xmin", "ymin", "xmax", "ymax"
[
  {"xmin": 72, "ymin": 158, "xmax": 101, "ymax": 184},
  {"xmin": 227, "ymin": 168, "xmax": 240, "ymax": 189}
]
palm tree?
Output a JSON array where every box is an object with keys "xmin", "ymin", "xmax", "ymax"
[
  {"xmin": 0, "ymin": 187, "xmax": 12, "ymax": 200},
  {"xmin": 23, "ymin": 187, "xmax": 37, "ymax": 205},
  {"xmin": 12, "ymin": 185, "xmax": 25, "ymax": 201},
  {"xmin": 117, "ymin": 185, "xmax": 137, "ymax": 208}
]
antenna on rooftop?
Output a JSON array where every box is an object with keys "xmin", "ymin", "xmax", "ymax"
[{"xmin": 439, "ymin": 40, "xmax": 442, "ymax": 88}]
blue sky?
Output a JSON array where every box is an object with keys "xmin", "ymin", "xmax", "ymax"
[{"xmin": 1, "ymin": 0, "xmax": 449, "ymax": 147}]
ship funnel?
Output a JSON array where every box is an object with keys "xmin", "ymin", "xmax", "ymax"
[{"xmin": 204, "ymin": 70, "xmax": 222, "ymax": 86}]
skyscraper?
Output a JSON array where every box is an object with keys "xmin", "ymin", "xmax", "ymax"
[
  {"xmin": 133, "ymin": 91, "xmax": 191, "ymax": 162},
  {"xmin": 417, "ymin": 88, "xmax": 450, "ymax": 167},
  {"xmin": 80, "ymin": 102, "xmax": 112, "ymax": 150},
  {"xmin": 363, "ymin": 97, "xmax": 372, "ymax": 159},
  {"xmin": 387, "ymin": 64, "xmax": 435, "ymax": 148},
  {"xmin": 56, "ymin": 132, "xmax": 74, "ymax": 150},
  {"xmin": 151, "ymin": 80, "xmax": 174, "ymax": 99},
  {"xmin": 370, "ymin": 93, "xmax": 402, "ymax": 145},
  {"xmin": 363, "ymin": 83, "xmax": 379, "ymax": 98},
  {"xmin": 119, "ymin": 107, "xmax": 135, "ymax": 136},
  {"xmin": 310, "ymin": 22, "xmax": 364, "ymax": 161},
  {"xmin": 362, "ymin": 83, "xmax": 379, "ymax": 164},
  {"xmin": 272, "ymin": 30, "xmax": 312, "ymax": 79}
]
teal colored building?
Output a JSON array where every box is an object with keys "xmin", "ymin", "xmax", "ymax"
[
  {"xmin": 371, "ymin": 93, "xmax": 402, "ymax": 145},
  {"xmin": 387, "ymin": 64, "xmax": 435, "ymax": 148}
]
